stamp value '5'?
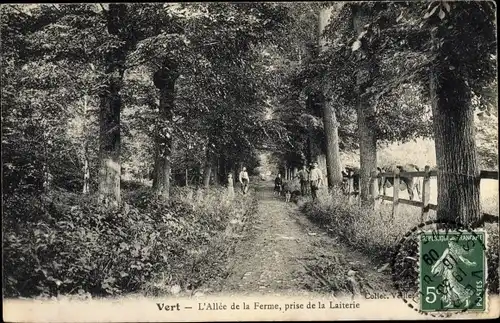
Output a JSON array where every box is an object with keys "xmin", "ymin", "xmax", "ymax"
[{"xmin": 419, "ymin": 230, "xmax": 487, "ymax": 313}]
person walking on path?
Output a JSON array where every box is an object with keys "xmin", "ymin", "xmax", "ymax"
[
  {"xmin": 296, "ymin": 164, "xmax": 310, "ymax": 196},
  {"xmin": 274, "ymin": 173, "xmax": 283, "ymax": 196},
  {"xmin": 239, "ymin": 167, "xmax": 250, "ymax": 194},
  {"xmin": 309, "ymin": 162, "xmax": 323, "ymax": 201}
]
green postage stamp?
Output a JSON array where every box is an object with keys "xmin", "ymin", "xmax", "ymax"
[{"xmin": 419, "ymin": 230, "xmax": 487, "ymax": 312}]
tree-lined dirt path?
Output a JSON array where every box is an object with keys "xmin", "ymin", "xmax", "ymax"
[{"xmin": 218, "ymin": 181, "xmax": 395, "ymax": 297}]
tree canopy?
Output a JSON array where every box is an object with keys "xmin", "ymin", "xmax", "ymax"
[{"xmin": 2, "ymin": 2, "xmax": 497, "ymax": 200}]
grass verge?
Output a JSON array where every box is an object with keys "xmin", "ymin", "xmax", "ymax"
[{"xmin": 299, "ymin": 188, "xmax": 499, "ymax": 294}]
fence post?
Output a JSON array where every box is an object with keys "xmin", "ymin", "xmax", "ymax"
[
  {"xmin": 392, "ymin": 168, "xmax": 400, "ymax": 218},
  {"xmin": 348, "ymin": 170, "xmax": 354, "ymax": 204},
  {"xmin": 370, "ymin": 169, "xmax": 379, "ymax": 210},
  {"xmin": 421, "ymin": 165, "xmax": 431, "ymax": 222}
]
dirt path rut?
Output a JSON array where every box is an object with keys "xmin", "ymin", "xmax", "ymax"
[{"xmin": 219, "ymin": 181, "xmax": 394, "ymax": 297}]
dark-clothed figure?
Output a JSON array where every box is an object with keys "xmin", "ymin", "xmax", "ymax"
[
  {"xmin": 239, "ymin": 167, "xmax": 249, "ymax": 194},
  {"xmin": 274, "ymin": 173, "xmax": 283, "ymax": 196},
  {"xmin": 296, "ymin": 165, "xmax": 310, "ymax": 196}
]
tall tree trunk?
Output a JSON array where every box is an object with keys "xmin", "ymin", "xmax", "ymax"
[
  {"xmin": 307, "ymin": 134, "xmax": 313, "ymax": 165},
  {"xmin": 430, "ymin": 36, "xmax": 481, "ymax": 226},
  {"xmin": 229, "ymin": 159, "xmax": 236, "ymax": 180},
  {"xmin": 203, "ymin": 149, "xmax": 212, "ymax": 188},
  {"xmin": 82, "ymin": 95, "xmax": 90, "ymax": 194},
  {"xmin": 356, "ymin": 96, "xmax": 377, "ymax": 202},
  {"xmin": 83, "ymin": 145, "xmax": 90, "ymax": 194},
  {"xmin": 318, "ymin": 7, "xmax": 343, "ymax": 188},
  {"xmin": 221, "ymin": 155, "xmax": 227, "ymax": 183},
  {"xmin": 322, "ymin": 96, "xmax": 344, "ymax": 188},
  {"xmin": 42, "ymin": 128, "xmax": 51, "ymax": 192},
  {"xmin": 152, "ymin": 57, "xmax": 179, "ymax": 201},
  {"xmin": 42, "ymin": 163, "xmax": 50, "ymax": 192},
  {"xmin": 184, "ymin": 150, "xmax": 189, "ymax": 187},
  {"xmin": 98, "ymin": 4, "xmax": 128, "ymax": 207},
  {"xmin": 353, "ymin": 5, "xmax": 378, "ymax": 203},
  {"xmin": 213, "ymin": 157, "xmax": 219, "ymax": 185},
  {"xmin": 151, "ymin": 154, "xmax": 162, "ymax": 190},
  {"xmin": 203, "ymin": 166, "xmax": 212, "ymax": 188},
  {"xmin": 195, "ymin": 163, "xmax": 202, "ymax": 189},
  {"xmin": 305, "ymin": 95, "xmax": 315, "ymax": 165}
]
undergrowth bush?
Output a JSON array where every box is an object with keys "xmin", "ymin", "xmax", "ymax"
[
  {"xmin": 3, "ymin": 186, "xmax": 257, "ymax": 298},
  {"xmin": 301, "ymin": 188, "xmax": 422, "ymax": 261},
  {"xmin": 300, "ymin": 188, "xmax": 499, "ymax": 293}
]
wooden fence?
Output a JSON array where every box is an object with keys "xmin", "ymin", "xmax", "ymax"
[{"xmin": 344, "ymin": 166, "xmax": 498, "ymax": 223}]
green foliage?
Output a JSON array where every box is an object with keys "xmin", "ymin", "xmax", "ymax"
[
  {"xmin": 475, "ymin": 111, "xmax": 499, "ymax": 170},
  {"xmin": 1, "ymin": 3, "xmax": 294, "ymax": 195},
  {"xmin": 268, "ymin": 2, "xmax": 438, "ymax": 169},
  {"xmin": 355, "ymin": 1, "xmax": 497, "ymax": 106},
  {"xmin": 277, "ymin": 1, "xmax": 497, "ymax": 173},
  {"xmin": 121, "ymin": 3, "xmax": 293, "ymax": 173},
  {"xmin": 3, "ymin": 187, "xmax": 258, "ymax": 297},
  {"xmin": 375, "ymin": 83, "xmax": 433, "ymax": 143},
  {"xmin": 1, "ymin": 4, "xmax": 103, "ymax": 195}
]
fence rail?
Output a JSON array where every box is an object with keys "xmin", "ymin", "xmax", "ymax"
[
  {"xmin": 376, "ymin": 170, "xmax": 498, "ymax": 179},
  {"xmin": 344, "ymin": 165, "xmax": 498, "ymax": 224}
]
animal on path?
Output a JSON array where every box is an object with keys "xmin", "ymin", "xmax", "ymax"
[
  {"xmin": 290, "ymin": 190, "xmax": 301, "ymax": 202},
  {"xmin": 378, "ymin": 164, "xmax": 422, "ymax": 200},
  {"xmin": 281, "ymin": 181, "xmax": 290, "ymax": 196},
  {"xmin": 281, "ymin": 181, "xmax": 297, "ymax": 203}
]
